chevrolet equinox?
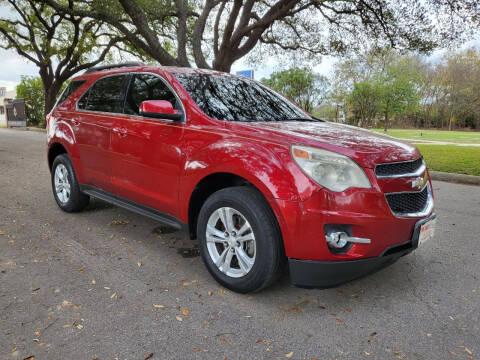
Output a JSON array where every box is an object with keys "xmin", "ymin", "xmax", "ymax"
[{"xmin": 47, "ymin": 63, "xmax": 436, "ymax": 293}]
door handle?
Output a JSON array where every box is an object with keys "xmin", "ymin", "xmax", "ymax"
[{"xmin": 113, "ymin": 127, "xmax": 128, "ymax": 137}]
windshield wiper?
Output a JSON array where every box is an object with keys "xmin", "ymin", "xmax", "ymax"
[{"xmin": 281, "ymin": 117, "xmax": 324, "ymax": 122}]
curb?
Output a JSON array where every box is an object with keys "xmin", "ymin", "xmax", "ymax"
[
  {"xmin": 430, "ymin": 171, "xmax": 480, "ymax": 186},
  {"xmin": 5, "ymin": 126, "xmax": 46, "ymax": 133},
  {"xmin": 25, "ymin": 126, "xmax": 46, "ymax": 133}
]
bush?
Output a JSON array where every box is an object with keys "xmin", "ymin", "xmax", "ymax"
[{"xmin": 16, "ymin": 76, "xmax": 45, "ymax": 127}]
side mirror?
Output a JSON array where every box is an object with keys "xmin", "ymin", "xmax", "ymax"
[{"xmin": 139, "ymin": 100, "xmax": 182, "ymax": 121}]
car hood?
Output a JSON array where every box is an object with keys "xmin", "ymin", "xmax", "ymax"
[{"xmin": 234, "ymin": 121, "xmax": 420, "ymax": 169}]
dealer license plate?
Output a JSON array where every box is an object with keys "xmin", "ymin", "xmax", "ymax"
[{"xmin": 419, "ymin": 218, "xmax": 436, "ymax": 245}]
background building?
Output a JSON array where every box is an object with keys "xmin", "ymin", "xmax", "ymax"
[{"xmin": 0, "ymin": 87, "xmax": 17, "ymax": 127}]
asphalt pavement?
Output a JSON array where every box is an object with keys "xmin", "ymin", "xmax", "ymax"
[{"xmin": 0, "ymin": 128, "xmax": 479, "ymax": 360}]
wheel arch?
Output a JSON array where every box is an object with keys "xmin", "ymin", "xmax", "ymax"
[
  {"xmin": 187, "ymin": 172, "xmax": 282, "ymax": 241},
  {"xmin": 48, "ymin": 142, "xmax": 68, "ymax": 171}
]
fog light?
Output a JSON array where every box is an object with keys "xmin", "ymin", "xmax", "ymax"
[{"xmin": 325, "ymin": 231, "xmax": 371, "ymax": 249}]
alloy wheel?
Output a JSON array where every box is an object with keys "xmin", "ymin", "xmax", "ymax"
[{"xmin": 205, "ymin": 207, "xmax": 256, "ymax": 278}]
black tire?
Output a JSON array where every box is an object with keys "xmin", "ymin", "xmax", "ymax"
[
  {"xmin": 51, "ymin": 154, "xmax": 89, "ymax": 212},
  {"xmin": 197, "ymin": 186, "xmax": 285, "ymax": 293}
]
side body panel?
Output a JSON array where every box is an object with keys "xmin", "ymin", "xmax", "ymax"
[{"xmin": 110, "ymin": 114, "xmax": 184, "ymax": 217}]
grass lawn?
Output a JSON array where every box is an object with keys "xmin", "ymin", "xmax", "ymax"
[
  {"xmin": 417, "ymin": 145, "xmax": 480, "ymax": 176},
  {"xmin": 373, "ymin": 129, "xmax": 480, "ymax": 144}
]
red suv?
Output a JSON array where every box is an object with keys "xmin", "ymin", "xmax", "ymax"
[{"xmin": 47, "ymin": 63, "xmax": 436, "ymax": 293}]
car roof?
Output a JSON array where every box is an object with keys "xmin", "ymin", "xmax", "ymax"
[{"xmin": 72, "ymin": 63, "xmax": 238, "ymax": 82}]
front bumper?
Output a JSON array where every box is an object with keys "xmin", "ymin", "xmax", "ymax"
[{"xmin": 288, "ymin": 213, "xmax": 436, "ymax": 288}]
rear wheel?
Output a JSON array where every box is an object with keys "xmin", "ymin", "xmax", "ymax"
[
  {"xmin": 51, "ymin": 154, "xmax": 89, "ymax": 212},
  {"xmin": 197, "ymin": 186, "xmax": 285, "ymax": 293}
]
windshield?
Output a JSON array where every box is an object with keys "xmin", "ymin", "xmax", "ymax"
[{"xmin": 174, "ymin": 73, "xmax": 310, "ymax": 122}]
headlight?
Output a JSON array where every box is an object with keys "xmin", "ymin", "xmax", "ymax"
[{"xmin": 291, "ymin": 145, "xmax": 371, "ymax": 192}]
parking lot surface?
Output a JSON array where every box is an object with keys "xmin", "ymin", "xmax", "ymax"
[{"xmin": 0, "ymin": 128, "xmax": 479, "ymax": 359}]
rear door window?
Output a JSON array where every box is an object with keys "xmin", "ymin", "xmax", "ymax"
[{"xmin": 77, "ymin": 75, "xmax": 128, "ymax": 113}]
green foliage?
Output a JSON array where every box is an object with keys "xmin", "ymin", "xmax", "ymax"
[
  {"xmin": 375, "ymin": 60, "xmax": 422, "ymax": 130},
  {"xmin": 262, "ymin": 68, "xmax": 329, "ymax": 113},
  {"xmin": 347, "ymin": 82, "xmax": 382, "ymax": 127},
  {"xmin": 16, "ymin": 76, "xmax": 45, "ymax": 127},
  {"xmin": 330, "ymin": 47, "xmax": 480, "ymax": 130}
]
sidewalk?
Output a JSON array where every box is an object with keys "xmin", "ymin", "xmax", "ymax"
[{"xmin": 399, "ymin": 137, "xmax": 480, "ymax": 147}]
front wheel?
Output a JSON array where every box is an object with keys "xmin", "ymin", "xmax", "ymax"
[{"xmin": 197, "ymin": 186, "xmax": 285, "ymax": 293}]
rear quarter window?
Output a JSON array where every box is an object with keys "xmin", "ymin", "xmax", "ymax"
[{"xmin": 56, "ymin": 80, "xmax": 86, "ymax": 107}]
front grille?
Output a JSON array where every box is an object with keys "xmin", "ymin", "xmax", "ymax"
[
  {"xmin": 385, "ymin": 185, "xmax": 429, "ymax": 216},
  {"xmin": 375, "ymin": 157, "xmax": 424, "ymax": 177}
]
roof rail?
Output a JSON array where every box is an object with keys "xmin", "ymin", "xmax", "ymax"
[{"xmin": 84, "ymin": 62, "xmax": 143, "ymax": 74}]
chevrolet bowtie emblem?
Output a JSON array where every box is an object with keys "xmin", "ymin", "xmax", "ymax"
[{"xmin": 411, "ymin": 174, "xmax": 427, "ymax": 190}]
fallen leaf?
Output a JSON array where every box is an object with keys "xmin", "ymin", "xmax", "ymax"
[
  {"xmin": 137, "ymin": 262, "xmax": 142, "ymax": 267},
  {"xmin": 23, "ymin": 356, "xmax": 35, "ymax": 360},
  {"xmin": 109, "ymin": 220, "xmax": 129, "ymax": 226},
  {"xmin": 207, "ymin": 291, "xmax": 213, "ymax": 296},
  {"xmin": 457, "ymin": 346, "xmax": 472, "ymax": 356},
  {"xmin": 285, "ymin": 352, "xmax": 294, "ymax": 358},
  {"xmin": 176, "ymin": 315, "xmax": 183, "ymax": 322},
  {"xmin": 145, "ymin": 353, "xmax": 153, "ymax": 359},
  {"xmin": 153, "ymin": 304, "xmax": 165, "ymax": 309},
  {"xmin": 37, "ymin": 343, "xmax": 46, "ymax": 347},
  {"xmin": 280, "ymin": 306, "xmax": 299, "ymax": 312},
  {"xmin": 220, "ymin": 338, "xmax": 227, "ymax": 343},
  {"xmin": 182, "ymin": 309, "xmax": 190, "ymax": 316},
  {"xmin": 76, "ymin": 324, "xmax": 83, "ymax": 329},
  {"xmin": 110, "ymin": 293, "xmax": 116, "ymax": 299},
  {"xmin": 91, "ymin": 280, "xmax": 96, "ymax": 285},
  {"xmin": 104, "ymin": 287, "xmax": 111, "ymax": 290},
  {"xmin": 193, "ymin": 348, "xmax": 201, "ymax": 352}
]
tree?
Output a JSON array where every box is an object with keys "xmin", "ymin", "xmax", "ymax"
[
  {"xmin": 376, "ymin": 60, "xmax": 422, "ymax": 131},
  {"xmin": 44, "ymin": 0, "xmax": 478, "ymax": 72},
  {"xmin": 347, "ymin": 82, "xmax": 382, "ymax": 127},
  {"xmin": 262, "ymin": 68, "xmax": 329, "ymax": 113},
  {"xmin": 0, "ymin": 0, "xmax": 124, "ymax": 117},
  {"xmin": 438, "ymin": 48, "xmax": 480, "ymax": 130}
]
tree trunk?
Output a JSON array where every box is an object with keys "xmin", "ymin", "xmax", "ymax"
[
  {"xmin": 44, "ymin": 90, "xmax": 57, "ymax": 118},
  {"xmin": 384, "ymin": 107, "xmax": 389, "ymax": 132},
  {"xmin": 448, "ymin": 106, "xmax": 454, "ymax": 131}
]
